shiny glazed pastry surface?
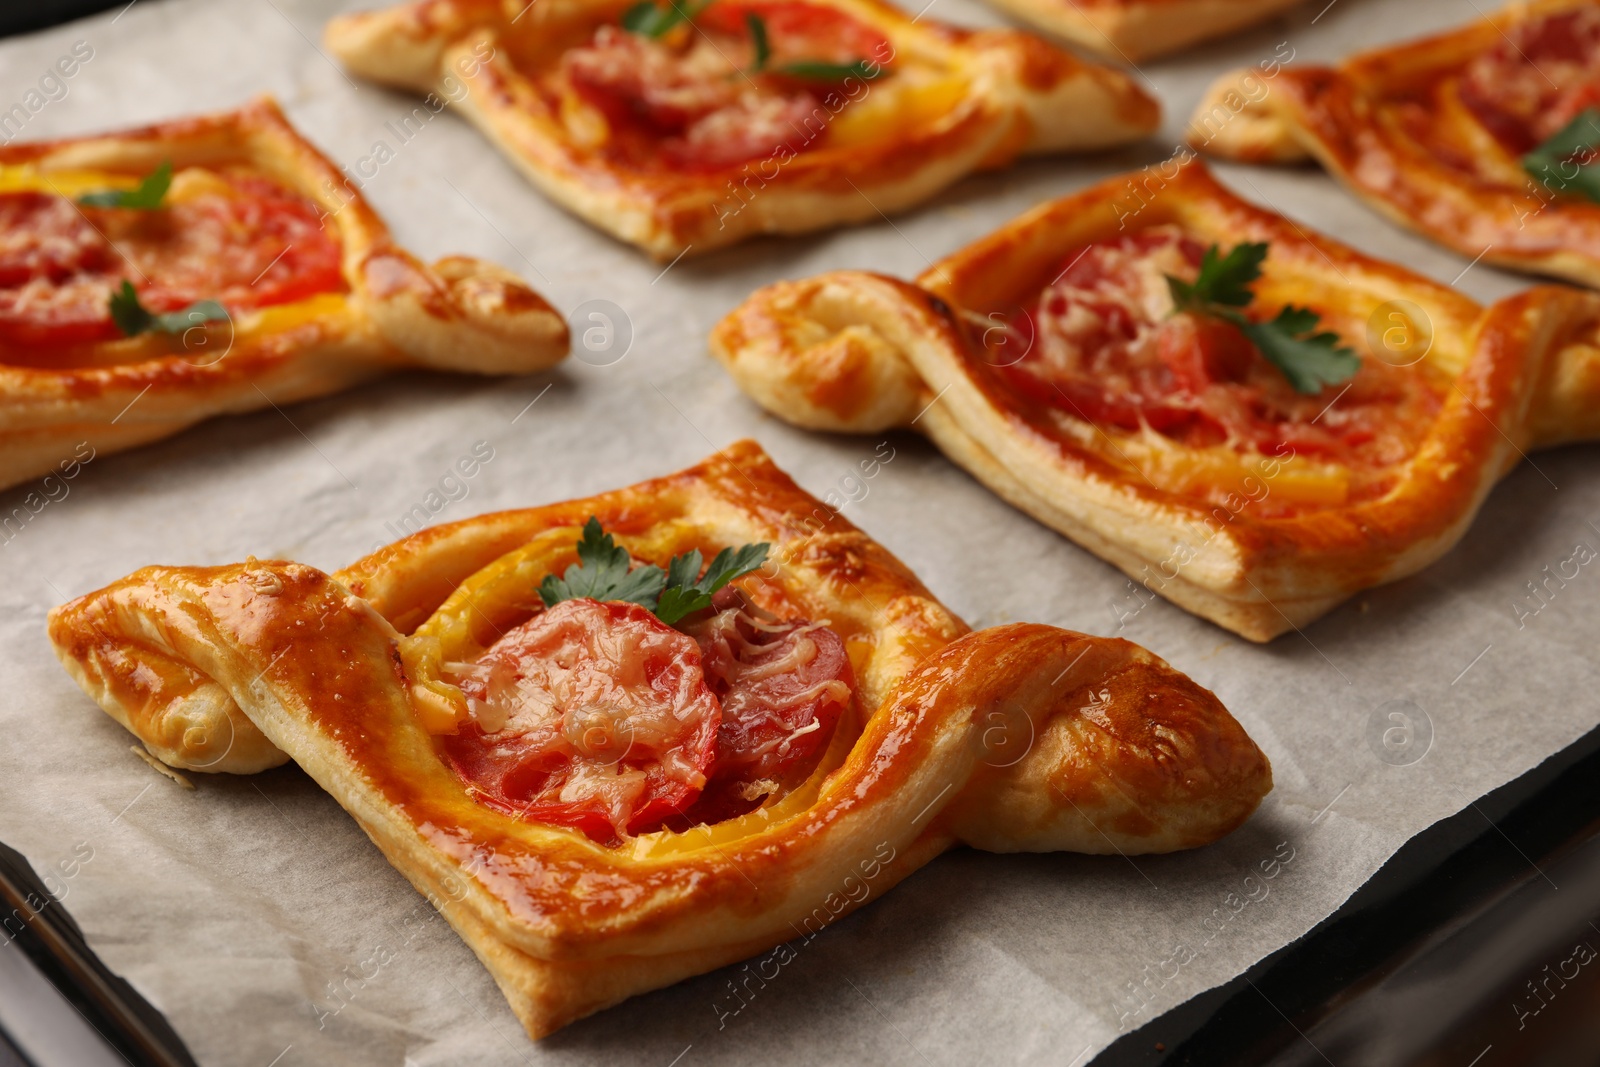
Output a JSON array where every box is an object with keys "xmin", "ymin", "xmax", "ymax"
[
  {"xmin": 324, "ymin": 0, "xmax": 1160, "ymax": 258},
  {"xmin": 710, "ymin": 160, "xmax": 1600, "ymax": 640},
  {"xmin": 978, "ymin": 0, "xmax": 1303, "ymax": 62},
  {"xmin": 0, "ymin": 97, "xmax": 568, "ymax": 492},
  {"xmin": 48, "ymin": 441, "xmax": 1271, "ymax": 1038}
]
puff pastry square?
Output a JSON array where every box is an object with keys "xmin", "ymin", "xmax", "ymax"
[
  {"xmin": 48, "ymin": 440, "xmax": 1270, "ymax": 1038},
  {"xmin": 710, "ymin": 160, "xmax": 1600, "ymax": 640},
  {"xmin": 980, "ymin": 0, "xmax": 1303, "ymax": 62},
  {"xmin": 324, "ymin": 0, "xmax": 1159, "ymax": 259},
  {"xmin": 1191, "ymin": 0, "xmax": 1600, "ymax": 288},
  {"xmin": 0, "ymin": 97, "xmax": 568, "ymax": 492}
]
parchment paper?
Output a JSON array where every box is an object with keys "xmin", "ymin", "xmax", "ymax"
[{"xmin": 2, "ymin": 0, "xmax": 1595, "ymax": 1063}]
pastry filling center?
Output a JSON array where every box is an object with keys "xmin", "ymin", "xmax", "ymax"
[
  {"xmin": 548, "ymin": 0, "xmax": 894, "ymax": 170},
  {"xmin": 1456, "ymin": 8, "xmax": 1600, "ymax": 157},
  {"xmin": 438, "ymin": 589, "xmax": 852, "ymax": 842},
  {"xmin": 0, "ymin": 164, "xmax": 344, "ymax": 354},
  {"xmin": 982, "ymin": 226, "xmax": 1445, "ymax": 514}
]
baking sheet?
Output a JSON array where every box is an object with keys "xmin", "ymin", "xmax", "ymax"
[{"xmin": 2, "ymin": 0, "xmax": 1596, "ymax": 1063}]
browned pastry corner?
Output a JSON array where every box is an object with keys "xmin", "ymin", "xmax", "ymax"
[
  {"xmin": 0, "ymin": 97, "xmax": 568, "ymax": 493},
  {"xmin": 710, "ymin": 159, "xmax": 1600, "ymax": 640},
  {"xmin": 47, "ymin": 440, "xmax": 1270, "ymax": 1038},
  {"xmin": 979, "ymin": 0, "xmax": 1303, "ymax": 62},
  {"xmin": 323, "ymin": 0, "xmax": 1159, "ymax": 259},
  {"xmin": 1190, "ymin": 0, "xmax": 1600, "ymax": 288}
]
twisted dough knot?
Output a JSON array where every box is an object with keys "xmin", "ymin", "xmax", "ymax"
[{"xmin": 46, "ymin": 442, "xmax": 1269, "ymax": 1036}]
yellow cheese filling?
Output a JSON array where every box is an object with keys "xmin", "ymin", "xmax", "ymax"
[{"xmin": 1116, "ymin": 428, "xmax": 1353, "ymax": 508}]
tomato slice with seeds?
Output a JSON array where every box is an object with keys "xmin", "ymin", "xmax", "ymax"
[
  {"xmin": 115, "ymin": 173, "xmax": 344, "ymax": 313},
  {"xmin": 0, "ymin": 192, "xmax": 113, "ymax": 289},
  {"xmin": 682, "ymin": 588, "xmax": 853, "ymax": 823},
  {"xmin": 556, "ymin": 0, "xmax": 890, "ymax": 172},
  {"xmin": 1457, "ymin": 8, "xmax": 1600, "ymax": 156},
  {"xmin": 439, "ymin": 598, "xmax": 721, "ymax": 842},
  {"xmin": 987, "ymin": 225, "xmax": 1442, "ymax": 486},
  {"xmin": 0, "ymin": 169, "xmax": 343, "ymax": 351}
]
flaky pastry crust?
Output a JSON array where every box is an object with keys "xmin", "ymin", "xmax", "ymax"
[
  {"xmin": 1189, "ymin": 0, "xmax": 1600, "ymax": 288},
  {"xmin": 47, "ymin": 440, "xmax": 1270, "ymax": 1038},
  {"xmin": 709, "ymin": 160, "xmax": 1600, "ymax": 640},
  {"xmin": 0, "ymin": 97, "xmax": 568, "ymax": 492},
  {"xmin": 324, "ymin": 0, "xmax": 1160, "ymax": 259},
  {"xmin": 979, "ymin": 0, "xmax": 1302, "ymax": 62}
]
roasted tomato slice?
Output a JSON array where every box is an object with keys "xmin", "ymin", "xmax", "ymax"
[
  {"xmin": 681, "ymin": 588, "xmax": 853, "ymax": 823},
  {"xmin": 1458, "ymin": 8, "xmax": 1600, "ymax": 155},
  {"xmin": 558, "ymin": 0, "xmax": 890, "ymax": 172},
  {"xmin": 0, "ymin": 192, "xmax": 121, "ymax": 347},
  {"xmin": 0, "ymin": 192, "xmax": 113, "ymax": 289},
  {"xmin": 117, "ymin": 173, "xmax": 345, "ymax": 313},
  {"xmin": 438, "ymin": 598, "xmax": 721, "ymax": 842},
  {"xmin": 0, "ymin": 170, "xmax": 343, "ymax": 350},
  {"xmin": 561, "ymin": 26, "xmax": 823, "ymax": 170}
]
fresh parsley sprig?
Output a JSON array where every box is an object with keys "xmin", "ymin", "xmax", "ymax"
[
  {"xmin": 108, "ymin": 280, "xmax": 228, "ymax": 339},
  {"xmin": 539, "ymin": 518, "xmax": 668, "ymax": 608},
  {"xmin": 655, "ymin": 542, "xmax": 770, "ymax": 623},
  {"xmin": 538, "ymin": 517, "xmax": 770, "ymax": 625},
  {"xmin": 1523, "ymin": 108, "xmax": 1600, "ymax": 203},
  {"xmin": 79, "ymin": 160, "xmax": 173, "ymax": 210},
  {"xmin": 620, "ymin": 1, "xmax": 884, "ymax": 83},
  {"xmin": 1165, "ymin": 242, "xmax": 1359, "ymax": 395},
  {"xmin": 745, "ymin": 10, "xmax": 771, "ymax": 70},
  {"xmin": 621, "ymin": 0, "xmax": 714, "ymax": 37}
]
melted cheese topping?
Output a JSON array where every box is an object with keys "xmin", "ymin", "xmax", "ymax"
[
  {"xmin": 0, "ymin": 163, "xmax": 347, "ymax": 357},
  {"xmin": 1454, "ymin": 8, "xmax": 1600, "ymax": 156},
  {"xmin": 988, "ymin": 226, "xmax": 1447, "ymax": 515},
  {"xmin": 405, "ymin": 525, "xmax": 857, "ymax": 842},
  {"xmin": 544, "ymin": 1, "xmax": 957, "ymax": 169}
]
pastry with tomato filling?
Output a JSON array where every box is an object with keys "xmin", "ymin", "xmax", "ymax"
[
  {"xmin": 0, "ymin": 97, "xmax": 568, "ymax": 492},
  {"xmin": 47, "ymin": 440, "xmax": 1271, "ymax": 1038},
  {"xmin": 710, "ymin": 159, "xmax": 1600, "ymax": 640},
  {"xmin": 1191, "ymin": 0, "xmax": 1600, "ymax": 288},
  {"xmin": 435, "ymin": 578, "xmax": 853, "ymax": 841},
  {"xmin": 975, "ymin": 0, "xmax": 1302, "ymax": 62},
  {"xmin": 324, "ymin": 0, "xmax": 1159, "ymax": 258}
]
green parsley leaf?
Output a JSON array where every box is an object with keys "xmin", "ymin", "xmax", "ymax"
[
  {"xmin": 1523, "ymin": 108, "xmax": 1600, "ymax": 204},
  {"xmin": 537, "ymin": 517, "xmax": 769, "ymax": 625},
  {"xmin": 78, "ymin": 160, "xmax": 173, "ymax": 210},
  {"xmin": 108, "ymin": 280, "xmax": 228, "ymax": 339},
  {"xmin": 745, "ymin": 11, "xmax": 771, "ymax": 72},
  {"xmin": 1166, "ymin": 241, "xmax": 1265, "ymax": 313},
  {"xmin": 539, "ymin": 516, "xmax": 666, "ymax": 609},
  {"xmin": 1164, "ymin": 241, "xmax": 1358, "ymax": 396},
  {"xmin": 620, "ymin": 0, "xmax": 714, "ymax": 38},
  {"xmin": 772, "ymin": 59, "xmax": 884, "ymax": 82},
  {"xmin": 1240, "ymin": 307, "xmax": 1361, "ymax": 395},
  {"xmin": 654, "ymin": 542, "xmax": 770, "ymax": 625}
]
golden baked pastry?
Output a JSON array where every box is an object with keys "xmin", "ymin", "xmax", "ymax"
[
  {"xmin": 710, "ymin": 159, "xmax": 1600, "ymax": 640},
  {"xmin": 324, "ymin": 0, "xmax": 1160, "ymax": 259},
  {"xmin": 48, "ymin": 440, "xmax": 1271, "ymax": 1038},
  {"xmin": 1190, "ymin": 0, "xmax": 1600, "ymax": 287},
  {"xmin": 0, "ymin": 97, "xmax": 568, "ymax": 493},
  {"xmin": 980, "ymin": 0, "xmax": 1301, "ymax": 62}
]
